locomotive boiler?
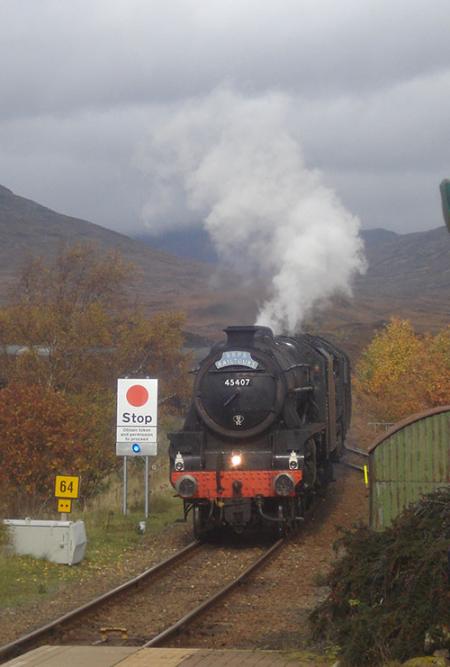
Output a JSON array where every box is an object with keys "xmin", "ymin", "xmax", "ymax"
[{"xmin": 169, "ymin": 325, "xmax": 351, "ymax": 536}]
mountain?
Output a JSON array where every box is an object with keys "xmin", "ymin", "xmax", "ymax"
[
  {"xmin": 0, "ymin": 184, "xmax": 211, "ymax": 311},
  {"xmin": 358, "ymin": 226, "xmax": 450, "ymax": 298},
  {"xmin": 138, "ymin": 224, "xmax": 450, "ymax": 300},
  {"xmin": 1, "ymin": 184, "xmax": 448, "ymax": 357},
  {"xmin": 136, "ymin": 227, "xmax": 218, "ymax": 263},
  {"xmin": 137, "ymin": 222, "xmax": 449, "ymax": 356}
]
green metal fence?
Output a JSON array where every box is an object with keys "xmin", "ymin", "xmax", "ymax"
[{"xmin": 369, "ymin": 406, "xmax": 450, "ymax": 530}]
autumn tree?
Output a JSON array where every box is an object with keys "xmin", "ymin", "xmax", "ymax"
[
  {"xmin": 0, "ymin": 384, "xmax": 115, "ymax": 514},
  {"xmin": 0, "ymin": 244, "xmax": 190, "ymax": 512},
  {"xmin": 0, "ymin": 244, "xmax": 189, "ymax": 397},
  {"xmin": 355, "ymin": 318, "xmax": 450, "ymax": 423},
  {"xmin": 0, "ymin": 244, "xmax": 128, "ymax": 390}
]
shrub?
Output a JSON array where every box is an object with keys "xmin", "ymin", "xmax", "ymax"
[
  {"xmin": 310, "ymin": 488, "xmax": 450, "ymax": 666},
  {"xmin": 0, "ymin": 384, "xmax": 116, "ymax": 515}
]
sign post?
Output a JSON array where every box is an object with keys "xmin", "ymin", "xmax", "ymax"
[
  {"xmin": 116, "ymin": 379, "xmax": 158, "ymax": 516},
  {"xmin": 144, "ymin": 456, "xmax": 149, "ymax": 518},
  {"xmin": 123, "ymin": 456, "xmax": 128, "ymax": 516}
]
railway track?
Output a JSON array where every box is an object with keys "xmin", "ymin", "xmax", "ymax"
[
  {"xmin": 143, "ymin": 537, "xmax": 283, "ymax": 647},
  {"xmin": 340, "ymin": 443, "xmax": 369, "ymax": 472},
  {"xmin": 0, "ymin": 536, "xmax": 284, "ymax": 664},
  {"xmin": 0, "ymin": 540, "xmax": 201, "ymax": 663}
]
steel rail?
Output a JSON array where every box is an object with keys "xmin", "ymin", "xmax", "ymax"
[
  {"xmin": 340, "ymin": 460, "xmax": 364, "ymax": 472},
  {"xmin": 0, "ymin": 540, "xmax": 201, "ymax": 663},
  {"xmin": 344, "ymin": 444, "xmax": 369, "ymax": 458},
  {"xmin": 142, "ymin": 537, "xmax": 285, "ymax": 647}
]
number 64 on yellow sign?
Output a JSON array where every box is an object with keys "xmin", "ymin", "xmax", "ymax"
[{"xmin": 54, "ymin": 475, "xmax": 79, "ymax": 499}]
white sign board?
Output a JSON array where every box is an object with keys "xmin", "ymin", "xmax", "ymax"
[{"xmin": 116, "ymin": 378, "xmax": 158, "ymax": 456}]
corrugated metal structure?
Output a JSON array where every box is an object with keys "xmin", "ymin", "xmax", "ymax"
[{"xmin": 369, "ymin": 405, "xmax": 450, "ymax": 530}]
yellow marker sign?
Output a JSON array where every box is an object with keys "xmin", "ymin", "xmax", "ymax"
[
  {"xmin": 57, "ymin": 498, "xmax": 72, "ymax": 513},
  {"xmin": 363, "ymin": 465, "xmax": 369, "ymax": 487},
  {"xmin": 55, "ymin": 475, "xmax": 79, "ymax": 499}
]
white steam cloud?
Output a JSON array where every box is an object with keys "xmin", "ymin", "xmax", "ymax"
[{"xmin": 138, "ymin": 87, "xmax": 366, "ymax": 333}]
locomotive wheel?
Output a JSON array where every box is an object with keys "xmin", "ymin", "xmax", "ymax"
[
  {"xmin": 316, "ymin": 459, "xmax": 334, "ymax": 494},
  {"xmin": 331, "ymin": 425, "xmax": 345, "ymax": 462},
  {"xmin": 276, "ymin": 503, "xmax": 286, "ymax": 538},
  {"xmin": 272, "ymin": 500, "xmax": 298, "ymax": 537},
  {"xmin": 288, "ymin": 498, "xmax": 298, "ymax": 533},
  {"xmin": 275, "ymin": 503, "xmax": 285, "ymax": 537},
  {"xmin": 303, "ymin": 438, "xmax": 318, "ymax": 488},
  {"xmin": 193, "ymin": 504, "xmax": 209, "ymax": 540},
  {"xmin": 296, "ymin": 495, "xmax": 305, "ymax": 524}
]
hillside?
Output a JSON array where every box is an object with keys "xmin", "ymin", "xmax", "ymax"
[
  {"xmin": 0, "ymin": 184, "xmax": 211, "ymax": 311},
  {"xmin": 139, "ymin": 223, "xmax": 450, "ymax": 354},
  {"xmin": 1, "ymin": 184, "xmax": 448, "ymax": 358},
  {"xmin": 357, "ymin": 226, "xmax": 450, "ymax": 298},
  {"xmin": 139, "ymin": 224, "xmax": 450, "ymax": 300}
]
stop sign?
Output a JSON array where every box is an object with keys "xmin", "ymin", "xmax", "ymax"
[{"xmin": 116, "ymin": 378, "xmax": 158, "ymax": 456}]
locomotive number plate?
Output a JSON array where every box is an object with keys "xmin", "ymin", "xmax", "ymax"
[{"xmin": 224, "ymin": 378, "xmax": 251, "ymax": 386}]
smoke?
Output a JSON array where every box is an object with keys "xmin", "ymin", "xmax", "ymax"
[{"xmin": 138, "ymin": 87, "xmax": 366, "ymax": 333}]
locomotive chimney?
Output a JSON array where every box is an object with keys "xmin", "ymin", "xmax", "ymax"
[{"xmin": 224, "ymin": 325, "xmax": 273, "ymax": 347}]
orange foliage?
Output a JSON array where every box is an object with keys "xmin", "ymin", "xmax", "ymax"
[
  {"xmin": 0, "ymin": 244, "xmax": 189, "ymax": 399},
  {"xmin": 355, "ymin": 318, "xmax": 450, "ymax": 422},
  {"xmin": 0, "ymin": 384, "xmax": 115, "ymax": 514},
  {"xmin": 0, "ymin": 245, "xmax": 190, "ymax": 513}
]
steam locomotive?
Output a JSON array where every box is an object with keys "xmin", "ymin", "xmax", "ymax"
[{"xmin": 169, "ymin": 326, "xmax": 351, "ymax": 536}]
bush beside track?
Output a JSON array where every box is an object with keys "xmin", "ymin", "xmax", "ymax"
[{"xmin": 310, "ymin": 487, "xmax": 450, "ymax": 666}]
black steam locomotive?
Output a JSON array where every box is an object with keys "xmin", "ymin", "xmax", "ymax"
[{"xmin": 169, "ymin": 326, "xmax": 351, "ymax": 536}]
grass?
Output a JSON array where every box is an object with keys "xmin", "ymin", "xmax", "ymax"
[
  {"xmin": 0, "ymin": 500, "xmax": 183, "ymax": 610},
  {"xmin": 0, "ymin": 427, "xmax": 185, "ymax": 610},
  {"xmin": 0, "ymin": 497, "xmax": 183, "ymax": 610}
]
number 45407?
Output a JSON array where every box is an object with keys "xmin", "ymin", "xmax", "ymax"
[{"xmin": 224, "ymin": 378, "xmax": 251, "ymax": 386}]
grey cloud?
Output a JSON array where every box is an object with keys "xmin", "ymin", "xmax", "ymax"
[
  {"xmin": 327, "ymin": 168, "xmax": 446, "ymax": 233},
  {"xmin": 1, "ymin": 0, "xmax": 450, "ymax": 118},
  {"xmin": 296, "ymin": 70, "xmax": 450, "ymax": 172},
  {"xmin": 0, "ymin": 0, "xmax": 449, "ymax": 235}
]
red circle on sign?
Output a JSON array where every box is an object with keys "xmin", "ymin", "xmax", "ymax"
[{"xmin": 126, "ymin": 385, "xmax": 149, "ymax": 407}]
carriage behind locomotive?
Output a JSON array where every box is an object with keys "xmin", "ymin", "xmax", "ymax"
[{"xmin": 169, "ymin": 325, "xmax": 351, "ymax": 536}]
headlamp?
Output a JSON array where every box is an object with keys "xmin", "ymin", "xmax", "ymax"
[
  {"xmin": 174, "ymin": 451, "xmax": 184, "ymax": 472},
  {"xmin": 231, "ymin": 451, "xmax": 242, "ymax": 467},
  {"xmin": 289, "ymin": 450, "xmax": 299, "ymax": 470}
]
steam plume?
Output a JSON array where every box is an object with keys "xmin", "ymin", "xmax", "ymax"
[{"xmin": 138, "ymin": 87, "xmax": 366, "ymax": 333}]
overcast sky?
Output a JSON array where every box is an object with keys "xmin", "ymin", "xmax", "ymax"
[{"xmin": 0, "ymin": 0, "xmax": 449, "ymax": 236}]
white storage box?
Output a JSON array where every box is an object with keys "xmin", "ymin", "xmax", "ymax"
[{"xmin": 3, "ymin": 519, "xmax": 87, "ymax": 565}]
